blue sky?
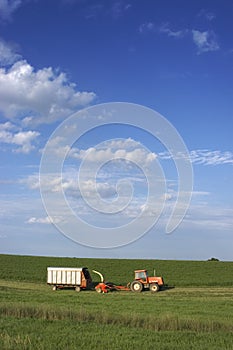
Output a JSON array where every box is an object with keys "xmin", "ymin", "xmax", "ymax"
[{"xmin": 0, "ymin": 0, "xmax": 232, "ymax": 260}]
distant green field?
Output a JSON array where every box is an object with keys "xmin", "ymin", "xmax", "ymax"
[
  {"xmin": 0, "ymin": 254, "xmax": 233, "ymax": 349},
  {"xmin": 1, "ymin": 253, "xmax": 233, "ymax": 286}
]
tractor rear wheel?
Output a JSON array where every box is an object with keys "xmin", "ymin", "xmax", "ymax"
[
  {"xmin": 130, "ymin": 281, "xmax": 143, "ymax": 292},
  {"xmin": 150, "ymin": 283, "xmax": 159, "ymax": 292}
]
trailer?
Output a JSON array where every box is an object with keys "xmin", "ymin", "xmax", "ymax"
[{"xmin": 47, "ymin": 267, "xmax": 92, "ymax": 291}]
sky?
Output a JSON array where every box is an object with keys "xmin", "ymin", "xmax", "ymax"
[{"xmin": 0, "ymin": 0, "xmax": 233, "ymax": 261}]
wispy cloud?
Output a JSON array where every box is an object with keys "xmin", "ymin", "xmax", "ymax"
[
  {"xmin": 84, "ymin": 1, "xmax": 131, "ymax": 20},
  {"xmin": 26, "ymin": 216, "xmax": 62, "ymax": 225},
  {"xmin": 111, "ymin": 2, "xmax": 131, "ymax": 18},
  {"xmin": 159, "ymin": 23, "xmax": 187, "ymax": 38},
  {"xmin": 159, "ymin": 149, "xmax": 233, "ymax": 166},
  {"xmin": 0, "ymin": 38, "xmax": 21, "ymax": 66},
  {"xmin": 139, "ymin": 22, "xmax": 187, "ymax": 37},
  {"xmin": 197, "ymin": 9, "xmax": 216, "ymax": 21},
  {"xmin": 190, "ymin": 150, "xmax": 233, "ymax": 165},
  {"xmin": 192, "ymin": 30, "xmax": 219, "ymax": 54},
  {"xmin": 139, "ymin": 22, "xmax": 155, "ymax": 34},
  {"xmin": 140, "ymin": 20, "xmax": 219, "ymax": 55},
  {"xmin": 183, "ymin": 205, "xmax": 233, "ymax": 231},
  {"xmin": 0, "ymin": 0, "xmax": 22, "ymax": 21}
]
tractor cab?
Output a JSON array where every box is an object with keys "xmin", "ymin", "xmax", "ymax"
[{"xmin": 134, "ymin": 269, "xmax": 148, "ymax": 282}]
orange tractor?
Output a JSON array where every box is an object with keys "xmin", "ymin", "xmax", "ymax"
[
  {"xmin": 93, "ymin": 269, "xmax": 164, "ymax": 293},
  {"xmin": 130, "ymin": 269, "xmax": 164, "ymax": 292}
]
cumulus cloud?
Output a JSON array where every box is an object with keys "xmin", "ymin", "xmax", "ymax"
[
  {"xmin": 0, "ymin": 38, "xmax": 21, "ymax": 66},
  {"xmin": 42, "ymin": 138, "xmax": 157, "ymax": 168},
  {"xmin": 70, "ymin": 138, "xmax": 157, "ymax": 167},
  {"xmin": 0, "ymin": 0, "xmax": 22, "ymax": 21},
  {"xmin": 24, "ymin": 172, "xmax": 117, "ymax": 199},
  {"xmin": 0, "ymin": 121, "xmax": 39, "ymax": 153},
  {"xmin": 192, "ymin": 30, "xmax": 219, "ymax": 54},
  {"xmin": 0, "ymin": 60, "xmax": 96, "ymax": 125},
  {"xmin": 72, "ymin": 146, "xmax": 156, "ymax": 166}
]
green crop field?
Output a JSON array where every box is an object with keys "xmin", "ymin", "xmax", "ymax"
[{"xmin": 0, "ymin": 254, "xmax": 233, "ymax": 349}]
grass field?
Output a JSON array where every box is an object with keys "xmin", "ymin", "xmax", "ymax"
[{"xmin": 0, "ymin": 254, "xmax": 233, "ymax": 349}]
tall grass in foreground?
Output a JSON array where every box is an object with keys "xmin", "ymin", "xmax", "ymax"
[
  {"xmin": 0, "ymin": 304, "xmax": 232, "ymax": 333},
  {"xmin": 0, "ymin": 331, "xmax": 31, "ymax": 349},
  {"xmin": 1, "ymin": 317, "xmax": 233, "ymax": 350}
]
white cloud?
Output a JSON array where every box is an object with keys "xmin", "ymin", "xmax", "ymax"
[
  {"xmin": 70, "ymin": 138, "xmax": 157, "ymax": 167},
  {"xmin": 0, "ymin": 121, "xmax": 39, "ymax": 153},
  {"xmin": 190, "ymin": 150, "xmax": 233, "ymax": 165},
  {"xmin": 183, "ymin": 205, "xmax": 233, "ymax": 231},
  {"xmin": 40, "ymin": 135, "xmax": 71, "ymax": 158},
  {"xmin": 0, "ymin": 60, "xmax": 96, "ymax": 125},
  {"xmin": 0, "ymin": 0, "xmax": 22, "ymax": 21},
  {"xmin": 26, "ymin": 216, "xmax": 62, "ymax": 224},
  {"xmin": 25, "ymin": 172, "xmax": 117, "ymax": 199},
  {"xmin": 72, "ymin": 147, "xmax": 156, "ymax": 165},
  {"xmin": 159, "ymin": 149, "xmax": 233, "ymax": 166},
  {"xmin": 75, "ymin": 179, "xmax": 117, "ymax": 199},
  {"xmin": 21, "ymin": 173, "xmax": 40, "ymax": 190},
  {"xmin": 111, "ymin": 2, "xmax": 131, "ymax": 18},
  {"xmin": 191, "ymin": 191, "xmax": 210, "ymax": 197},
  {"xmin": 42, "ymin": 138, "xmax": 157, "ymax": 169},
  {"xmin": 0, "ymin": 38, "xmax": 21, "ymax": 66},
  {"xmin": 159, "ymin": 23, "xmax": 187, "ymax": 38},
  {"xmin": 139, "ymin": 22, "xmax": 155, "ymax": 33},
  {"xmin": 0, "ymin": 121, "xmax": 15, "ymax": 131},
  {"xmin": 192, "ymin": 30, "xmax": 219, "ymax": 54}
]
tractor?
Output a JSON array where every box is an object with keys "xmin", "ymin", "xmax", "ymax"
[
  {"xmin": 93, "ymin": 269, "xmax": 164, "ymax": 293},
  {"xmin": 130, "ymin": 269, "xmax": 164, "ymax": 293}
]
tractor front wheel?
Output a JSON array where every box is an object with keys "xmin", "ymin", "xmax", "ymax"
[
  {"xmin": 150, "ymin": 283, "xmax": 159, "ymax": 293},
  {"xmin": 130, "ymin": 281, "xmax": 143, "ymax": 293}
]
